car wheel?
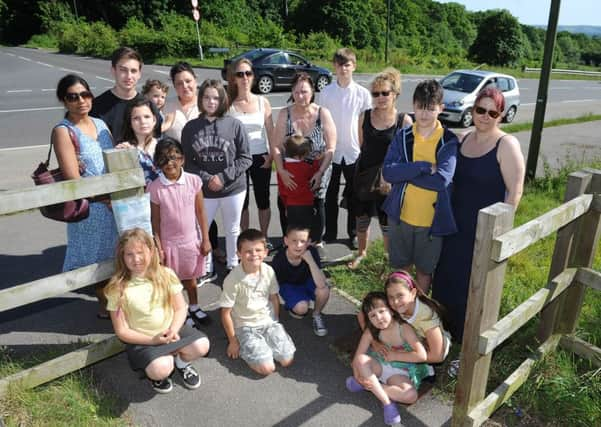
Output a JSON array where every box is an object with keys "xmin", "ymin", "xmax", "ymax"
[
  {"xmin": 316, "ymin": 75, "xmax": 330, "ymax": 91},
  {"xmin": 256, "ymin": 75, "xmax": 274, "ymax": 94},
  {"xmin": 503, "ymin": 106, "xmax": 517, "ymax": 123},
  {"xmin": 460, "ymin": 108, "xmax": 473, "ymax": 128}
]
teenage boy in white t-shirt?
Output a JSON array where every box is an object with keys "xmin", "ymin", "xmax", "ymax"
[{"xmin": 320, "ymin": 48, "xmax": 371, "ymax": 247}]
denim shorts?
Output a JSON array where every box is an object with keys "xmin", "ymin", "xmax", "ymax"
[
  {"xmin": 236, "ymin": 322, "xmax": 296, "ymax": 365},
  {"xmin": 388, "ymin": 220, "xmax": 442, "ymax": 274},
  {"xmin": 279, "ymin": 278, "xmax": 316, "ymax": 311}
]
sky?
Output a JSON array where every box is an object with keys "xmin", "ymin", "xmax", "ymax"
[{"xmin": 437, "ymin": 0, "xmax": 600, "ymax": 26}]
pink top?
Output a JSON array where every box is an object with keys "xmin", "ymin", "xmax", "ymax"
[{"xmin": 147, "ymin": 171, "xmax": 202, "ymax": 244}]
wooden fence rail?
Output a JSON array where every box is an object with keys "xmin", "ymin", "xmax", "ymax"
[{"xmin": 452, "ymin": 169, "xmax": 601, "ymax": 427}]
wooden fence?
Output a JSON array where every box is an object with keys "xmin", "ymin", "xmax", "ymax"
[
  {"xmin": 0, "ymin": 149, "xmax": 144, "ymax": 397},
  {"xmin": 452, "ymin": 168, "xmax": 601, "ymax": 426}
]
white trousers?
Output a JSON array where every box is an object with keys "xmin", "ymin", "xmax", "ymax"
[{"xmin": 204, "ymin": 190, "xmax": 246, "ymax": 269}]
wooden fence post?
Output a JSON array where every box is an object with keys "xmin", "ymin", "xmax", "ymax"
[
  {"xmin": 103, "ymin": 148, "xmax": 143, "ymax": 199},
  {"xmin": 538, "ymin": 169, "xmax": 601, "ymax": 342},
  {"xmin": 452, "ymin": 202, "xmax": 515, "ymax": 427}
]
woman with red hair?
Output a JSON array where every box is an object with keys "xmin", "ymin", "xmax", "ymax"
[{"xmin": 432, "ymin": 87, "xmax": 525, "ymax": 343}]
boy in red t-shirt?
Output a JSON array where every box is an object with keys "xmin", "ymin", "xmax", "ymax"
[{"xmin": 277, "ymin": 135, "xmax": 319, "ymax": 239}]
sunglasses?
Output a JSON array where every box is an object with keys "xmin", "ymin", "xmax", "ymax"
[
  {"xmin": 474, "ymin": 105, "xmax": 501, "ymax": 119},
  {"xmin": 64, "ymin": 91, "xmax": 93, "ymax": 103},
  {"xmin": 157, "ymin": 154, "xmax": 184, "ymax": 166},
  {"xmin": 371, "ymin": 91, "xmax": 391, "ymax": 98},
  {"xmin": 235, "ymin": 70, "xmax": 254, "ymax": 78}
]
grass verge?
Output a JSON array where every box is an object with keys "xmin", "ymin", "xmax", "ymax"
[{"xmin": 327, "ymin": 160, "xmax": 601, "ymax": 426}]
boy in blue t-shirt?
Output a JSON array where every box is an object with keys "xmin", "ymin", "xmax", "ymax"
[{"xmin": 271, "ymin": 225, "xmax": 330, "ymax": 336}]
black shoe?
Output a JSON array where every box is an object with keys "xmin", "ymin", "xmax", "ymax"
[
  {"xmin": 197, "ymin": 271, "xmax": 217, "ymax": 287},
  {"xmin": 177, "ymin": 364, "xmax": 201, "ymax": 389},
  {"xmin": 189, "ymin": 307, "xmax": 211, "ymax": 326},
  {"xmin": 151, "ymin": 377, "xmax": 173, "ymax": 394}
]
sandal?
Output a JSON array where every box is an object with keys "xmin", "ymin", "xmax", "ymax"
[{"xmin": 347, "ymin": 254, "xmax": 366, "ymax": 270}]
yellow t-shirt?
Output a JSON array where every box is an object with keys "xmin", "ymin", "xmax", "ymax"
[
  {"xmin": 106, "ymin": 268, "xmax": 183, "ymax": 337},
  {"xmin": 400, "ymin": 121, "xmax": 443, "ymax": 227}
]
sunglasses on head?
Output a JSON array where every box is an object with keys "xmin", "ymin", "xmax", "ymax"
[
  {"xmin": 474, "ymin": 105, "xmax": 501, "ymax": 119},
  {"xmin": 235, "ymin": 70, "xmax": 254, "ymax": 78},
  {"xmin": 157, "ymin": 154, "xmax": 184, "ymax": 166},
  {"xmin": 371, "ymin": 91, "xmax": 391, "ymax": 98},
  {"xmin": 64, "ymin": 91, "xmax": 93, "ymax": 103}
]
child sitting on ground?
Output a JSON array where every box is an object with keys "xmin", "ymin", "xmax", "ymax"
[
  {"xmin": 219, "ymin": 228, "xmax": 296, "ymax": 376},
  {"xmin": 348, "ymin": 291, "xmax": 429, "ymax": 426},
  {"xmin": 277, "ymin": 134, "xmax": 319, "ymax": 238},
  {"xmin": 105, "ymin": 228, "xmax": 210, "ymax": 394},
  {"xmin": 270, "ymin": 225, "xmax": 330, "ymax": 336}
]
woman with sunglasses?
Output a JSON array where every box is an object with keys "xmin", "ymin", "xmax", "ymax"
[
  {"xmin": 348, "ymin": 68, "xmax": 413, "ymax": 269},
  {"xmin": 53, "ymin": 74, "xmax": 118, "ymax": 318},
  {"xmin": 272, "ymin": 72, "xmax": 337, "ymax": 246},
  {"xmin": 433, "ymin": 86, "xmax": 525, "ymax": 343},
  {"xmin": 227, "ymin": 58, "xmax": 275, "ymax": 245}
]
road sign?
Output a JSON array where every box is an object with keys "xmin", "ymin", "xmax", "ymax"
[
  {"xmin": 191, "ymin": 0, "xmax": 198, "ymax": 7},
  {"xmin": 192, "ymin": 9, "xmax": 200, "ymax": 22}
]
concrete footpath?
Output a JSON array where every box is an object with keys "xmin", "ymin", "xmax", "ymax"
[{"xmin": 1, "ymin": 121, "xmax": 600, "ymax": 426}]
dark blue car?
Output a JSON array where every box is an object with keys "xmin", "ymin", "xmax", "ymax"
[{"xmin": 221, "ymin": 48, "xmax": 332, "ymax": 94}]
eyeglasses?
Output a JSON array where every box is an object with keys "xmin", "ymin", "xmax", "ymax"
[
  {"xmin": 371, "ymin": 91, "xmax": 391, "ymax": 98},
  {"xmin": 157, "ymin": 154, "xmax": 184, "ymax": 166},
  {"xmin": 64, "ymin": 91, "xmax": 93, "ymax": 103},
  {"xmin": 474, "ymin": 105, "xmax": 501, "ymax": 119},
  {"xmin": 235, "ymin": 70, "xmax": 254, "ymax": 78}
]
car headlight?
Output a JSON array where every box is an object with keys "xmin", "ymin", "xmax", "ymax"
[{"xmin": 448, "ymin": 100, "xmax": 464, "ymax": 107}]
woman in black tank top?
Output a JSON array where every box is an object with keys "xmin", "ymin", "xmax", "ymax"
[{"xmin": 348, "ymin": 68, "xmax": 413, "ymax": 269}]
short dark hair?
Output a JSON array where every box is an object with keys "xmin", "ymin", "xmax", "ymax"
[
  {"xmin": 284, "ymin": 134, "xmax": 312, "ymax": 159},
  {"xmin": 154, "ymin": 137, "xmax": 184, "ymax": 166},
  {"xmin": 56, "ymin": 74, "xmax": 92, "ymax": 102},
  {"xmin": 169, "ymin": 61, "xmax": 196, "ymax": 83},
  {"xmin": 142, "ymin": 79, "xmax": 169, "ymax": 95},
  {"xmin": 111, "ymin": 46, "xmax": 142, "ymax": 69},
  {"xmin": 198, "ymin": 79, "xmax": 229, "ymax": 118},
  {"xmin": 289, "ymin": 72, "xmax": 315, "ymax": 103},
  {"xmin": 285, "ymin": 224, "xmax": 311, "ymax": 236},
  {"xmin": 413, "ymin": 79, "xmax": 444, "ymax": 108},
  {"xmin": 237, "ymin": 228, "xmax": 267, "ymax": 251},
  {"xmin": 333, "ymin": 47, "xmax": 356, "ymax": 65}
]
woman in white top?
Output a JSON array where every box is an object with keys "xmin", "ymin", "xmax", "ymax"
[
  {"xmin": 163, "ymin": 62, "xmax": 200, "ymax": 142},
  {"xmin": 227, "ymin": 58, "xmax": 275, "ymax": 243}
]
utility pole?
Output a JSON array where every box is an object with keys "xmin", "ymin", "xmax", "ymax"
[
  {"xmin": 526, "ymin": 0, "xmax": 561, "ymax": 181},
  {"xmin": 385, "ymin": 0, "xmax": 391, "ymax": 63}
]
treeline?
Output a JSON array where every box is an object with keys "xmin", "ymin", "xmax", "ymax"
[{"xmin": 1, "ymin": 0, "xmax": 601, "ymax": 68}]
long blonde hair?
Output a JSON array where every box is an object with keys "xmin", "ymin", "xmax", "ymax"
[{"xmin": 104, "ymin": 228, "xmax": 174, "ymax": 314}]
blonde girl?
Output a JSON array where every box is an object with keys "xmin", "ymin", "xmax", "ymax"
[
  {"xmin": 105, "ymin": 228, "xmax": 210, "ymax": 394},
  {"xmin": 348, "ymin": 291, "xmax": 429, "ymax": 426}
]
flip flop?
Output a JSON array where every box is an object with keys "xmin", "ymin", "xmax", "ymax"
[
  {"xmin": 347, "ymin": 254, "xmax": 366, "ymax": 270},
  {"xmin": 96, "ymin": 312, "xmax": 110, "ymax": 320}
]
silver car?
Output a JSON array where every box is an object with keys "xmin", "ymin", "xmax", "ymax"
[{"xmin": 439, "ymin": 70, "xmax": 520, "ymax": 127}]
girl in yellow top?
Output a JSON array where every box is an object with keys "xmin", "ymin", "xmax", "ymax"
[{"xmin": 105, "ymin": 228, "xmax": 210, "ymax": 394}]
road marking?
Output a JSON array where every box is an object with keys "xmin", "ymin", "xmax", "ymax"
[
  {"xmin": 95, "ymin": 75, "xmax": 113, "ymax": 82},
  {"xmin": 60, "ymin": 68, "xmax": 83, "ymax": 74},
  {"xmin": 5, "ymin": 52, "xmax": 16, "ymax": 57},
  {"xmin": 7, "ymin": 89, "xmax": 33, "ymax": 93},
  {"xmin": 0, "ymin": 144, "xmax": 47, "ymax": 152},
  {"xmin": 562, "ymin": 99, "xmax": 595, "ymax": 103},
  {"xmin": 153, "ymin": 69, "xmax": 169, "ymax": 75},
  {"xmin": 36, "ymin": 61, "xmax": 53, "ymax": 68},
  {"xmin": 18, "ymin": 56, "xmax": 32, "ymax": 62},
  {"xmin": 42, "ymin": 88, "xmax": 55, "ymax": 92},
  {"xmin": 521, "ymin": 103, "xmax": 536, "ymax": 106},
  {"xmin": 0, "ymin": 106, "xmax": 63, "ymax": 113}
]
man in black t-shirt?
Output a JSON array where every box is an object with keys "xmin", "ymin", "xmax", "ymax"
[
  {"xmin": 270, "ymin": 225, "xmax": 330, "ymax": 336},
  {"xmin": 90, "ymin": 46, "xmax": 161, "ymax": 142}
]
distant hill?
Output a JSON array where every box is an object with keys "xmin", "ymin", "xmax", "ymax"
[{"xmin": 534, "ymin": 25, "xmax": 601, "ymax": 36}]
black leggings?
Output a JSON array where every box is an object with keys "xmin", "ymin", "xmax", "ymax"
[
  {"xmin": 278, "ymin": 196, "xmax": 324, "ymax": 242},
  {"xmin": 243, "ymin": 153, "xmax": 272, "ymax": 211}
]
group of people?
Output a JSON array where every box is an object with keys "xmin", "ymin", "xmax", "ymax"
[{"xmin": 50, "ymin": 44, "xmax": 526, "ymax": 425}]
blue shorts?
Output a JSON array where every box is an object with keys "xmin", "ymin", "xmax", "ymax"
[{"xmin": 279, "ymin": 278, "xmax": 316, "ymax": 311}]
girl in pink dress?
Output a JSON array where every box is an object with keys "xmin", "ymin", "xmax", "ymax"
[{"xmin": 148, "ymin": 137, "xmax": 212, "ymax": 325}]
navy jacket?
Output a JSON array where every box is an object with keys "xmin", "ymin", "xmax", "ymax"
[{"xmin": 381, "ymin": 124, "xmax": 458, "ymax": 236}]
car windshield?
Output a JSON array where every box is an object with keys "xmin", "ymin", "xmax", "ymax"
[
  {"xmin": 241, "ymin": 50, "xmax": 271, "ymax": 62},
  {"xmin": 441, "ymin": 73, "xmax": 483, "ymax": 93}
]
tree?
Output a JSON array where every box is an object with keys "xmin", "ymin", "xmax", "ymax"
[{"xmin": 468, "ymin": 10, "xmax": 525, "ymax": 66}]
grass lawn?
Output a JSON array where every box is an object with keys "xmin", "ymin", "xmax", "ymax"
[{"xmin": 327, "ymin": 161, "xmax": 601, "ymax": 426}]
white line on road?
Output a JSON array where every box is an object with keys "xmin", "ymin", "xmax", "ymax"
[
  {"xmin": 18, "ymin": 56, "xmax": 32, "ymax": 62},
  {"xmin": 42, "ymin": 88, "xmax": 55, "ymax": 92},
  {"xmin": 0, "ymin": 106, "xmax": 63, "ymax": 113},
  {"xmin": 153, "ymin": 69, "xmax": 169, "ymax": 75},
  {"xmin": 36, "ymin": 61, "xmax": 53, "ymax": 68},
  {"xmin": 5, "ymin": 53, "xmax": 16, "ymax": 56},
  {"xmin": 0, "ymin": 144, "xmax": 47, "ymax": 152},
  {"xmin": 562, "ymin": 99, "xmax": 595, "ymax": 103},
  {"xmin": 60, "ymin": 68, "xmax": 83, "ymax": 74},
  {"xmin": 95, "ymin": 75, "xmax": 113, "ymax": 82},
  {"xmin": 7, "ymin": 89, "xmax": 33, "ymax": 93}
]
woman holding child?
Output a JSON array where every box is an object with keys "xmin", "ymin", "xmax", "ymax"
[
  {"xmin": 348, "ymin": 68, "xmax": 413, "ymax": 269},
  {"xmin": 53, "ymin": 74, "xmax": 118, "ymax": 318},
  {"xmin": 227, "ymin": 58, "xmax": 275, "ymax": 241},
  {"xmin": 272, "ymin": 72, "xmax": 337, "ymax": 244},
  {"xmin": 433, "ymin": 87, "xmax": 525, "ymax": 343}
]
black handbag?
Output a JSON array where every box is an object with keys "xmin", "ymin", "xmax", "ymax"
[
  {"xmin": 31, "ymin": 126, "xmax": 90, "ymax": 222},
  {"xmin": 355, "ymin": 165, "xmax": 387, "ymax": 202}
]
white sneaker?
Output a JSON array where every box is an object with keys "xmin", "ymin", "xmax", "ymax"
[{"xmin": 312, "ymin": 314, "xmax": 328, "ymax": 336}]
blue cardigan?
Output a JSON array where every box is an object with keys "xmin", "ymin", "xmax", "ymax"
[{"xmin": 381, "ymin": 124, "xmax": 458, "ymax": 236}]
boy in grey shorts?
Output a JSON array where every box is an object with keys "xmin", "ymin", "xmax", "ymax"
[
  {"xmin": 382, "ymin": 80, "xmax": 458, "ymax": 293},
  {"xmin": 220, "ymin": 228, "xmax": 296, "ymax": 376}
]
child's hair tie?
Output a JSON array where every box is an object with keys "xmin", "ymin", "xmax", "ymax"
[{"xmin": 388, "ymin": 270, "xmax": 416, "ymax": 289}]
